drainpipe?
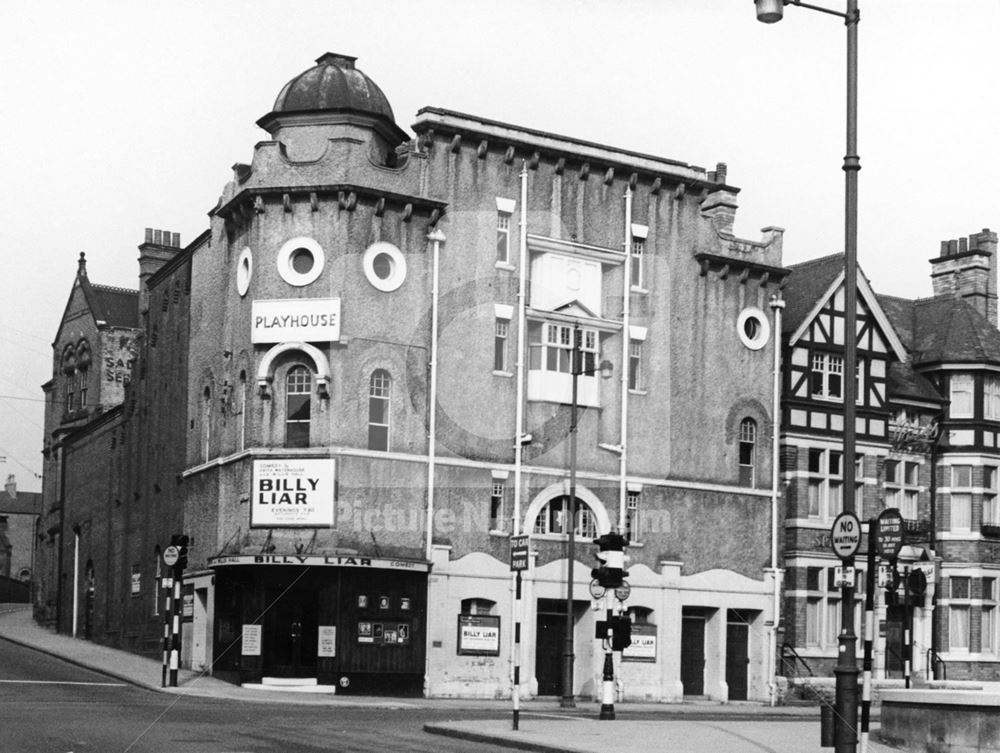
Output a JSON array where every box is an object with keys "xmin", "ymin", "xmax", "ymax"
[
  {"xmin": 619, "ymin": 189, "xmax": 633, "ymax": 534},
  {"xmin": 425, "ymin": 228, "xmax": 445, "ymax": 561},
  {"xmin": 514, "ymin": 163, "xmax": 529, "ymax": 538},
  {"xmin": 768, "ymin": 294, "xmax": 785, "ymax": 706},
  {"xmin": 72, "ymin": 525, "xmax": 80, "ymax": 638}
]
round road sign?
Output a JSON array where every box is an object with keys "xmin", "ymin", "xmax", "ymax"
[
  {"xmin": 831, "ymin": 511, "xmax": 862, "ymax": 559},
  {"xmin": 163, "ymin": 545, "xmax": 180, "ymax": 567}
]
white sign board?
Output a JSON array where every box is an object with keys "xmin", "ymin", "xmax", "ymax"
[
  {"xmin": 622, "ymin": 627, "xmax": 656, "ymax": 661},
  {"xmin": 251, "ymin": 458, "xmax": 336, "ymax": 528},
  {"xmin": 251, "ymin": 298, "xmax": 341, "ymax": 344},
  {"xmin": 242, "ymin": 624, "xmax": 262, "ymax": 656},
  {"xmin": 318, "ymin": 626, "xmax": 336, "ymax": 657}
]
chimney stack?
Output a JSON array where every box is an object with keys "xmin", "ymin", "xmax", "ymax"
[
  {"xmin": 930, "ymin": 228, "xmax": 998, "ymax": 326},
  {"xmin": 138, "ymin": 228, "xmax": 181, "ymax": 316}
]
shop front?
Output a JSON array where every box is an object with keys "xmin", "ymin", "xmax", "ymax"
[{"xmin": 209, "ymin": 554, "xmax": 428, "ymax": 694}]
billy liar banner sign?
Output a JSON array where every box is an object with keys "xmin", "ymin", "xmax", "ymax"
[{"xmin": 251, "ymin": 458, "xmax": 335, "ymax": 528}]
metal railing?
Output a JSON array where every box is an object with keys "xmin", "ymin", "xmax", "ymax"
[
  {"xmin": 926, "ymin": 648, "xmax": 947, "ymax": 681},
  {"xmin": 780, "ymin": 642, "xmax": 814, "ymax": 678}
]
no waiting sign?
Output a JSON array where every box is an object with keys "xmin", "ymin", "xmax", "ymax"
[{"xmin": 831, "ymin": 511, "xmax": 861, "ymax": 559}]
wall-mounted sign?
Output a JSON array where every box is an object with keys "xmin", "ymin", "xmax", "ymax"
[
  {"xmin": 318, "ymin": 626, "xmax": 336, "ymax": 657},
  {"xmin": 242, "ymin": 624, "xmax": 262, "ymax": 656},
  {"xmin": 622, "ymin": 623, "xmax": 656, "ymax": 662},
  {"xmin": 208, "ymin": 554, "xmax": 431, "ymax": 572},
  {"xmin": 457, "ymin": 615, "xmax": 501, "ymax": 656},
  {"xmin": 358, "ymin": 622, "xmax": 373, "ymax": 644},
  {"xmin": 251, "ymin": 298, "xmax": 341, "ymax": 344},
  {"xmin": 131, "ymin": 565, "xmax": 141, "ymax": 596},
  {"xmin": 182, "ymin": 584, "xmax": 194, "ymax": 621},
  {"xmin": 251, "ymin": 458, "xmax": 335, "ymax": 528}
]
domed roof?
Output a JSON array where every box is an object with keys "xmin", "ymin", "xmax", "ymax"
[{"xmin": 269, "ymin": 53, "xmax": 396, "ymax": 122}]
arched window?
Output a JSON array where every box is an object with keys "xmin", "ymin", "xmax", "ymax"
[
  {"xmin": 461, "ymin": 598, "xmax": 496, "ymax": 615},
  {"xmin": 368, "ymin": 369, "xmax": 391, "ymax": 451},
  {"xmin": 285, "ymin": 366, "xmax": 312, "ymax": 448},
  {"xmin": 201, "ymin": 387, "xmax": 212, "ymax": 462},
  {"xmin": 739, "ymin": 418, "xmax": 757, "ymax": 487},
  {"xmin": 533, "ymin": 495, "xmax": 597, "ymax": 538}
]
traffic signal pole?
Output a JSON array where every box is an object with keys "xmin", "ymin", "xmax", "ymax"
[{"xmin": 600, "ymin": 592, "xmax": 616, "ymax": 720}]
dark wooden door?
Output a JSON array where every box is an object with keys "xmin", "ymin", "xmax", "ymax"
[
  {"xmin": 536, "ymin": 612, "xmax": 564, "ymax": 695},
  {"xmin": 264, "ymin": 587, "xmax": 318, "ymax": 677},
  {"xmin": 726, "ymin": 620, "xmax": 749, "ymax": 701},
  {"xmin": 885, "ymin": 606, "xmax": 903, "ymax": 677},
  {"xmin": 681, "ymin": 615, "xmax": 705, "ymax": 696}
]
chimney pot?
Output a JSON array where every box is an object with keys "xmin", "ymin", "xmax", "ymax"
[
  {"xmin": 959, "ymin": 237, "xmax": 969, "ymax": 254},
  {"xmin": 948, "ymin": 239, "xmax": 959, "ymax": 256},
  {"xmin": 715, "ymin": 162, "xmax": 728, "ymax": 183},
  {"xmin": 153, "ymin": 229, "xmax": 163, "ymax": 244},
  {"xmin": 144, "ymin": 228, "xmax": 153, "ymax": 243}
]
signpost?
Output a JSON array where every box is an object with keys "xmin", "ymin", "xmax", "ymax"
[
  {"xmin": 510, "ymin": 535, "xmax": 529, "ymax": 572},
  {"xmin": 509, "ymin": 533, "xmax": 529, "ymax": 731},
  {"xmin": 162, "ymin": 546, "xmax": 179, "ymax": 567}
]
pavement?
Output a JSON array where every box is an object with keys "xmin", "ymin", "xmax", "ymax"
[{"xmin": 0, "ymin": 603, "xmax": 900, "ymax": 752}]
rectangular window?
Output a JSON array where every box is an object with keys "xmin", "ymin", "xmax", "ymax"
[
  {"xmin": 496, "ymin": 211, "xmax": 511, "ymax": 264},
  {"xmin": 628, "ymin": 340, "xmax": 642, "ymax": 391},
  {"xmin": 630, "ymin": 238, "xmax": 645, "ymax": 289},
  {"xmin": 625, "ymin": 490, "xmax": 640, "ymax": 543},
  {"xmin": 490, "ymin": 482, "xmax": 505, "ymax": 531},
  {"xmin": 886, "ymin": 459, "xmax": 921, "ymax": 519},
  {"xmin": 984, "ymin": 606, "xmax": 996, "ymax": 653},
  {"xmin": 806, "ymin": 448, "xmax": 842, "ymax": 519},
  {"xmin": 805, "ymin": 598, "xmax": 821, "ymax": 646},
  {"xmin": 494, "ymin": 319, "xmax": 509, "ymax": 372},
  {"xmin": 952, "ymin": 465, "xmax": 973, "ymax": 488},
  {"xmin": 987, "ymin": 377, "xmax": 1000, "ymax": 420},
  {"xmin": 986, "ymin": 467, "xmax": 1000, "ymax": 527},
  {"xmin": 951, "ymin": 576, "xmax": 971, "ymax": 599},
  {"xmin": 951, "ymin": 494, "xmax": 972, "ymax": 531},
  {"xmin": 810, "ymin": 353, "xmax": 844, "ymax": 399},
  {"xmin": 534, "ymin": 323, "xmax": 597, "ymax": 375},
  {"xmin": 950, "ymin": 374, "xmax": 974, "ymax": 418},
  {"xmin": 950, "ymin": 605, "xmax": 970, "ymax": 650}
]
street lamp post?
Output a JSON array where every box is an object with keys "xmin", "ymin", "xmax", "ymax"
[
  {"xmin": 561, "ymin": 322, "xmax": 613, "ymax": 709},
  {"xmin": 755, "ymin": 1, "xmax": 860, "ymax": 751}
]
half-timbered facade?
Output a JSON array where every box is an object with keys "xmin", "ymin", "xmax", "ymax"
[{"xmin": 780, "ymin": 229, "xmax": 1000, "ymax": 685}]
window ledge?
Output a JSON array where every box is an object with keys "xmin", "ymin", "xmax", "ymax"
[
  {"xmin": 630, "ymin": 286, "xmax": 649, "ymax": 295},
  {"xmin": 495, "ymin": 262, "xmax": 516, "ymax": 272},
  {"xmin": 625, "ymin": 540, "xmax": 644, "ymax": 548},
  {"xmin": 628, "ymin": 389, "xmax": 648, "ymax": 396},
  {"xmin": 493, "ymin": 370, "xmax": 514, "ymax": 378},
  {"xmin": 488, "ymin": 528, "xmax": 508, "ymax": 537}
]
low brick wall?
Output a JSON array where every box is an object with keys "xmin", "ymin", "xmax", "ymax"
[{"xmin": 881, "ymin": 689, "xmax": 1000, "ymax": 752}]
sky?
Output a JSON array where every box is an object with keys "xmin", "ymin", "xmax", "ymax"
[{"xmin": 0, "ymin": 0, "xmax": 996, "ymax": 492}]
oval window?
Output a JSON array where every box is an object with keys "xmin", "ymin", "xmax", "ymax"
[
  {"xmin": 737, "ymin": 307, "xmax": 770, "ymax": 350},
  {"xmin": 277, "ymin": 237, "xmax": 324, "ymax": 286},
  {"xmin": 236, "ymin": 247, "xmax": 253, "ymax": 296},
  {"xmin": 363, "ymin": 242, "xmax": 406, "ymax": 292}
]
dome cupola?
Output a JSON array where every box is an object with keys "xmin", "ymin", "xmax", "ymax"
[{"xmin": 257, "ymin": 53, "xmax": 407, "ymax": 146}]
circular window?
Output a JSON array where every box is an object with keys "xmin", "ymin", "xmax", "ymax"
[
  {"xmin": 277, "ymin": 237, "xmax": 325, "ymax": 286},
  {"xmin": 363, "ymin": 242, "xmax": 406, "ymax": 292},
  {"xmin": 737, "ymin": 307, "xmax": 771, "ymax": 350},
  {"xmin": 236, "ymin": 247, "xmax": 253, "ymax": 296}
]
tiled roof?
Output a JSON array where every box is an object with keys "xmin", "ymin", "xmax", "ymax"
[
  {"xmin": 886, "ymin": 361, "xmax": 943, "ymax": 405},
  {"xmin": 781, "ymin": 254, "xmax": 844, "ymax": 333},
  {"xmin": 0, "ymin": 490, "xmax": 42, "ymax": 515},
  {"xmin": 86, "ymin": 283, "xmax": 139, "ymax": 329},
  {"xmin": 876, "ymin": 294, "xmax": 916, "ymax": 349},
  {"xmin": 910, "ymin": 296, "xmax": 1000, "ymax": 365}
]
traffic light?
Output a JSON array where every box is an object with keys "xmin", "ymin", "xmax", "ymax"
[
  {"xmin": 611, "ymin": 615, "xmax": 632, "ymax": 651},
  {"xmin": 591, "ymin": 533, "xmax": 628, "ymax": 588},
  {"xmin": 171, "ymin": 534, "xmax": 189, "ymax": 571}
]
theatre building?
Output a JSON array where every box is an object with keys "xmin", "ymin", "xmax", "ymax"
[{"xmin": 37, "ymin": 53, "xmax": 789, "ymax": 700}]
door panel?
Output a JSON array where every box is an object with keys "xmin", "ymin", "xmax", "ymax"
[
  {"xmin": 536, "ymin": 612, "xmax": 564, "ymax": 696},
  {"xmin": 681, "ymin": 615, "xmax": 705, "ymax": 696},
  {"xmin": 726, "ymin": 621, "xmax": 749, "ymax": 701}
]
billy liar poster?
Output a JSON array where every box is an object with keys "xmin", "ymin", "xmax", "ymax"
[{"xmin": 251, "ymin": 458, "xmax": 335, "ymax": 528}]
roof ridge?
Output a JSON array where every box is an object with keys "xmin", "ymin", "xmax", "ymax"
[{"xmin": 92, "ymin": 283, "xmax": 139, "ymax": 295}]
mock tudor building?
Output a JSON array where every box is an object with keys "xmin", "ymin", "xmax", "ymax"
[
  {"xmin": 37, "ymin": 53, "xmax": 790, "ymax": 701},
  {"xmin": 778, "ymin": 229, "xmax": 1000, "ymax": 685}
]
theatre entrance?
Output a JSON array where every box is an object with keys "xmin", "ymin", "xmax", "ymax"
[{"xmin": 262, "ymin": 584, "xmax": 318, "ymax": 677}]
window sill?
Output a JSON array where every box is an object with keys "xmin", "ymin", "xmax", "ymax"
[
  {"xmin": 630, "ymin": 286, "xmax": 649, "ymax": 295},
  {"xmin": 488, "ymin": 528, "xmax": 508, "ymax": 537},
  {"xmin": 495, "ymin": 262, "xmax": 516, "ymax": 272},
  {"xmin": 628, "ymin": 389, "xmax": 648, "ymax": 396},
  {"xmin": 493, "ymin": 371, "xmax": 514, "ymax": 378}
]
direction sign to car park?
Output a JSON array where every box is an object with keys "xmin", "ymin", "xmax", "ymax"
[{"xmin": 830, "ymin": 511, "xmax": 861, "ymax": 559}]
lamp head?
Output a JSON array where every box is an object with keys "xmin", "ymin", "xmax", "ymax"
[
  {"xmin": 755, "ymin": 0, "xmax": 785, "ymax": 23},
  {"xmin": 599, "ymin": 359, "xmax": 614, "ymax": 380}
]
